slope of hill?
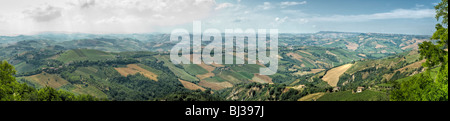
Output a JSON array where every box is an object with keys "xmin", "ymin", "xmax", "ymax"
[
  {"xmin": 114, "ymin": 64, "xmax": 159, "ymax": 81},
  {"xmin": 224, "ymin": 50, "xmax": 425, "ymax": 101},
  {"xmin": 279, "ymin": 32, "xmax": 430, "ymax": 58},
  {"xmin": 0, "ymin": 40, "xmax": 63, "ymax": 59},
  {"xmin": 21, "ymin": 72, "xmax": 70, "ymax": 89},
  {"xmin": 59, "ymin": 38, "xmax": 148, "ymax": 52},
  {"xmin": 0, "ymin": 32, "xmax": 433, "ymax": 101},
  {"xmin": 56, "ymin": 49, "xmax": 116, "ymax": 63},
  {"xmin": 279, "ymin": 46, "xmax": 362, "ymax": 73},
  {"xmin": 322, "ymin": 64, "xmax": 353, "ymax": 87},
  {"xmin": 336, "ymin": 50, "xmax": 424, "ymax": 90},
  {"xmin": 317, "ymin": 90, "xmax": 389, "ymax": 101}
]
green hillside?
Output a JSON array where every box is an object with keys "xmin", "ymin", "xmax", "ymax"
[
  {"xmin": 0, "ymin": 32, "xmax": 441, "ymax": 101},
  {"xmin": 317, "ymin": 90, "xmax": 389, "ymax": 101},
  {"xmin": 337, "ymin": 50, "xmax": 424, "ymax": 90},
  {"xmin": 56, "ymin": 49, "xmax": 116, "ymax": 63}
]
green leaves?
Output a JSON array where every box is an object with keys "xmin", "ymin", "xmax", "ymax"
[
  {"xmin": 0, "ymin": 61, "xmax": 16, "ymax": 85},
  {"xmin": 419, "ymin": 41, "xmax": 446, "ymax": 68},
  {"xmin": 1, "ymin": 60, "xmax": 100, "ymax": 101},
  {"xmin": 391, "ymin": 0, "xmax": 448, "ymax": 101},
  {"xmin": 435, "ymin": 0, "xmax": 448, "ymax": 26}
]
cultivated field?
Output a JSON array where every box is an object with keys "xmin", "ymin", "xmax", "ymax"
[
  {"xmin": 25, "ymin": 72, "xmax": 70, "ymax": 88},
  {"xmin": 198, "ymin": 80, "xmax": 233, "ymax": 90},
  {"xmin": 317, "ymin": 90, "xmax": 388, "ymax": 101},
  {"xmin": 71, "ymin": 84, "xmax": 108, "ymax": 98},
  {"xmin": 396, "ymin": 59, "xmax": 425, "ymax": 73},
  {"xmin": 287, "ymin": 52, "xmax": 304, "ymax": 62},
  {"xmin": 114, "ymin": 64, "xmax": 158, "ymax": 81},
  {"xmin": 251, "ymin": 74, "xmax": 273, "ymax": 84},
  {"xmin": 322, "ymin": 64, "xmax": 353, "ymax": 87},
  {"xmin": 298, "ymin": 92, "xmax": 326, "ymax": 101},
  {"xmin": 179, "ymin": 79, "xmax": 206, "ymax": 91},
  {"xmin": 155, "ymin": 55, "xmax": 199, "ymax": 82},
  {"xmin": 195, "ymin": 62, "xmax": 216, "ymax": 80}
]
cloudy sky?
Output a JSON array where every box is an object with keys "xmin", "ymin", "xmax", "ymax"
[{"xmin": 0, "ymin": 0, "xmax": 441, "ymax": 36}]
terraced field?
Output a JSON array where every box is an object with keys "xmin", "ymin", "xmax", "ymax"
[
  {"xmin": 114, "ymin": 64, "xmax": 158, "ymax": 81},
  {"xmin": 24, "ymin": 72, "xmax": 70, "ymax": 88}
]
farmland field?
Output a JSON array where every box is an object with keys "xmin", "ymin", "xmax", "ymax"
[
  {"xmin": 114, "ymin": 64, "xmax": 158, "ymax": 81},
  {"xmin": 24, "ymin": 72, "xmax": 70, "ymax": 89},
  {"xmin": 298, "ymin": 92, "xmax": 326, "ymax": 101},
  {"xmin": 179, "ymin": 79, "xmax": 206, "ymax": 91},
  {"xmin": 322, "ymin": 64, "xmax": 353, "ymax": 87},
  {"xmin": 317, "ymin": 90, "xmax": 389, "ymax": 101}
]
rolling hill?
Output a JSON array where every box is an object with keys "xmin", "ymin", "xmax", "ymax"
[
  {"xmin": 0, "ymin": 32, "xmax": 434, "ymax": 101},
  {"xmin": 56, "ymin": 49, "xmax": 116, "ymax": 63}
]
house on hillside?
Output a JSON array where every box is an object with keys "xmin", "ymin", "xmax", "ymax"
[
  {"xmin": 356, "ymin": 87, "xmax": 365, "ymax": 93},
  {"xmin": 333, "ymin": 87, "xmax": 340, "ymax": 92}
]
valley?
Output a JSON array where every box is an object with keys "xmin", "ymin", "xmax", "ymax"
[{"xmin": 0, "ymin": 31, "xmax": 438, "ymax": 101}]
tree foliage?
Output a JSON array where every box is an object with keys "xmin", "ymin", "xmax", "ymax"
[
  {"xmin": 391, "ymin": 0, "xmax": 448, "ymax": 101},
  {"xmin": 0, "ymin": 61, "xmax": 100, "ymax": 101}
]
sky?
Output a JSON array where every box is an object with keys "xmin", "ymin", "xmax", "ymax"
[{"xmin": 0, "ymin": 0, "xmax": 442, "ymax": 36}]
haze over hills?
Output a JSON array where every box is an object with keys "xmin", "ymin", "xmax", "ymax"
[{"xmin": 1, "ymin": 31, "xmax": 430, "ymax": 53}]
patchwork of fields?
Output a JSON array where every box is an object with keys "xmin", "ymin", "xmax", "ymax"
[
  {"xmin": 115, "ymin": 64, "xmax": 158, "ymax": 81},
  {"xmin": 2, "ymin": 31, "xmax": 434, "ymax": 101}
]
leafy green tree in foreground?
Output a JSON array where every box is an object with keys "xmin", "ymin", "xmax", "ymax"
[
  {"xmin": 0, "ymin": 61, "xmax": 100, "ymax": 101},
  {"xmin": 391, "ymin": 0, "xmax": 448, "ymax": 101}
]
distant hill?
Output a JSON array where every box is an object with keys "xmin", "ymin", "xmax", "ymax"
[
  {"xmin": 279, "ymin": 32, "xmax": 430, "ymax": 58},
  {"xmin": 56, "ymin": 49, "xmax": 116, "ymax": 63}
]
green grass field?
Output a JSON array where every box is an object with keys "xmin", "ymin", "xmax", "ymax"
[
  {"xmin": 137, "ymin": 64, "xmax": 164, "ymax": 75},
  {"xmin": 182, "ymin": 64, "xmax": 209, "ymax": 75},
  {"xmin": 154, "ymin": 55, "xmax": 199, "ymax": 82},
  {"xmin": 203, "ymin": 76, "xmax": 227, "ymax": 83}
]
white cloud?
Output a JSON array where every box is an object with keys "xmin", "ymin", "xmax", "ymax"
[
  {"xmin": 0, "ymin": 0, "xmax": 219, "ymax": 35},
  {"xmin": 22, "ymin": 4, "xmax": 63, "ymax": 22},
  {"xmin": 257, "ymin": 2, "xmax": 273, "ymax": 10},
  {"xmin": 215, "ymin": 3, "xmax": 234, "ymax": 10},
  {"xmin": 311, "ymin": 9, "xmax": 435, "ymax": 22},
  {"xmin": 293, "ymin": 18, "xmax": 309, "ymax": 24},
  {"xmin": 280, "ymin": 1, "xmax": 307, "ymax": 8},
  {"xmin": 272, "ymin": 16, "xmax": 289, "ymax": 27},
  {"xmin": 415, "ymin": 4, "xmax": 425, "ymax": 8}
]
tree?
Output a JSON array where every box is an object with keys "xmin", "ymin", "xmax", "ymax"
[
  {"xmin": 391, "ymin": 0, "xmax": 448, "ymax": 101},
  {"xmin": 0, "ymin": 61, "xmax": 16, "ymax": 85},
  {"xmin": 1, "ymin": 60, "xmax": 100, "ymax": 101}
]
